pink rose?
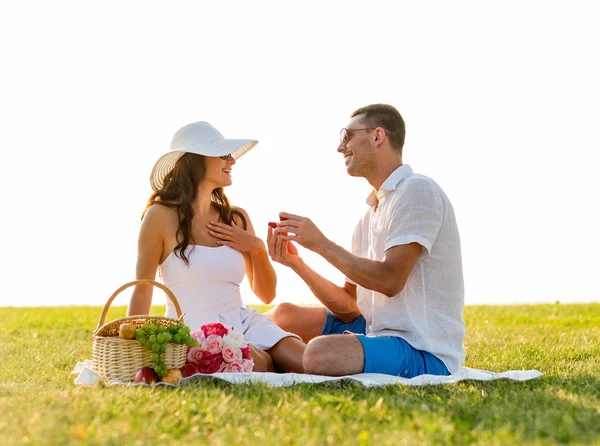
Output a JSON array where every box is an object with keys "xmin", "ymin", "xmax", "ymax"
[
  {"xmin": 241, "ymin": 359, "xmax": 254, "ymax": 372},
  {"xmin": 241, "ymin": 345, "xmax": 252, "ymax": 360},
  {"xmin": 190, "ymin": 329, "xmax": 206, "ymax": 343},
  {"xmin": 222, "ymin": 362, "xmax": 245, "ymax": 373},
  {"xmin": 187, "ymin": 346, "xmax": 204, "ymax": 364},
  {"xmin": 222, "ymin": 346, "xmax": 242, "ymax": 363},
  {"xmin": 201, "ymin": 322, "xmax": 228, "ymax": 338},
  {"xmin": 202, "ymin": 334, "xmax": 223, "ymax": 354},
  {"xmin": 198, "ymin": 352, "xmax": 224, "ymax": 374}
]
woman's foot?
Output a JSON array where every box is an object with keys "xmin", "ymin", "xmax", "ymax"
[{"xmin": 250, "ymin": 344, "xmax": 275, "ymax": 372}]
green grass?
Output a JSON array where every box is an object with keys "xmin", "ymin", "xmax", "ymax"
[{"xmin": 1, "ymin": 303, "xmax": 598, "ymax": 445}]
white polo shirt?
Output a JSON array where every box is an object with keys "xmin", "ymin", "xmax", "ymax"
[{"xmin": 347, "ymin": 164, "xmax": 466, "ymax": 373}]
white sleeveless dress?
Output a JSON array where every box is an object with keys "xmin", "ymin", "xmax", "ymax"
[{"xmin": 159, "ymin": 245, "xmax": 300, "ymax": 350}]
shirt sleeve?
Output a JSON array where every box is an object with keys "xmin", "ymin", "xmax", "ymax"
[{"xmin": 385, "ymin": 179, "xmax": 444, "ymax": 255}]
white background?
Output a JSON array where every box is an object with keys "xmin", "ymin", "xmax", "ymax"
[{"xmin": 1, "ymin": 1, "xmax": 599, "ymax": 308}]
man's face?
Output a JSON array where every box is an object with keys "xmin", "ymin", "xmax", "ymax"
[{"xmin": 337, "ymin": 115, "xmax": 376, "ymax": 177}]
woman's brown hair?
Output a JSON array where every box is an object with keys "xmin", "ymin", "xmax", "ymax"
[{"xmin": 142, "ymin": 152, "xmax": 246, "ymax": 265}]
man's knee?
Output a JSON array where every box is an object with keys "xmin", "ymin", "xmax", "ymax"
[
  {"xmin": 303, "ymin": 335, "xmax": 365, "ymax": 375},
  {"xmin": 302, "ymin": 336, "xmax": 331, "ymax": 375}
]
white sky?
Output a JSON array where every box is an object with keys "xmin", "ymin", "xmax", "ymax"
[{"xmin": 1, "ymin": 1, "xmax": 599, "ymax": 308}]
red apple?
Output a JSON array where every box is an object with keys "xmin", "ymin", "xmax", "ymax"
[
  {"xmin": 181, "ymin": 362, "xmax": 199, "ymax": 378},
  {"xmin": 268, "ymin": 222, "xmax": 278, "ymax": 229},
  {"xmin": 160, "ymin": 368, "xmax": 183, "ymax": 385},
  {"xmin": 134, "ymin": 367, "xmax": 158, "ymax": 385}
]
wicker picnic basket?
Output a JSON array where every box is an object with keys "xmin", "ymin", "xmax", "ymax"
[{"xmin": 92, "ymin": 280, "xmax": 188, "ymax": 383}]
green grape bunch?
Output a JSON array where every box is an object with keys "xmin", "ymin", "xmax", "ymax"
[{"xmin": 135, "ymin": 322, "xmax": 198, "ymax": 376}]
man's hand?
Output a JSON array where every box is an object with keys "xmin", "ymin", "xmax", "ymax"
[
  {"xmin": 267, "ymin": 224, "xmax": 304, "ymax": 269},
  {"xmin": 208, "ymin": 220, "xmax": 264, "ymax": 254},
  {"xmin": 275, "ymin": 212, "xmax": 327, "ymax": 253}
]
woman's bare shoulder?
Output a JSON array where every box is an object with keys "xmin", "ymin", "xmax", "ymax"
[
  {"xmin": 231, "ymin": 205, "xmax": 250, "ymax": 218},
  {"xmin": 231, "ymin": 205, "xmax": 256, "ymax": 232},
  {"xmin": 231, "ymin": 205, "xmax": 252, "ymax": 223},
  {"xmin": 143, "ymin": 202, "xmax": 179, "ymax": 224}
]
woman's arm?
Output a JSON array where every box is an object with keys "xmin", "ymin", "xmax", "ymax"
[
  {"xmin": 127, "ymin": 205, "xmax": 167, "ymax": 315},
  {"xmin": 291, "ymin": 262, "xmax": 361, "ymax": 323},
  {"xmin": 207, "ymin": 208, "xmax": 277, "ymax": 304},
  {"xmin": 269, "ymin": 230, "xmax": 360, "ymax": 321},
  {"xmin": 241, "ymin": 210, "xmax": 277, "ymax": 304}
]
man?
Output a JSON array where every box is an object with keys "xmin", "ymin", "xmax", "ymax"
[{"xmin": 267, "ymin": 104, "xmax": 465, "ymax": 378}]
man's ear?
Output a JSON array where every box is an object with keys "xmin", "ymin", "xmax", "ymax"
[{"xmin": 374, "ymin": 127, "xmax": 386, "ymax": 146}]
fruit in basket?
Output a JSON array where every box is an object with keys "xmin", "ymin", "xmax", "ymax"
[
  {"xmin": 134, "ymin": 322, "xmax": 199, "ymax": 377},
  {"xmin": 160, "ymin": 368, "xmax": 183, "ymax": 385},
  {"xmin": 119, "ymin": 323, "xmax": 137, "ymax": 339},
  {"xmin": 181, "ymin": 362, "xmax": 199, "ymax": 378},
  {"xmin": 134, "ymin": 367, "xmax": 158, "ymax": 384}
]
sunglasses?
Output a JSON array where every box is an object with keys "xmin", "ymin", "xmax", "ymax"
[
  {"xmin": 220, "ymin": 154, "xmax": 231, "ymax": 160},
  {"xmin": 339, "ymin": 127, "xmax": 390, "ymax": 146}
]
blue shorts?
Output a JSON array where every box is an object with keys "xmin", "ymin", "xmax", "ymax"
[
  {"xmin": 321, "ymin": 310, "xmax": 449, "ymax": 378},
  {"xmin": 321, "ymin": 309, "xmax": 367, "ymax": 336}
]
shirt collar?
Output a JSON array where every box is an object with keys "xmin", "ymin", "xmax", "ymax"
[{"xmin": 366, "ymin": 164, "xmax": 413, "ymax": 208}]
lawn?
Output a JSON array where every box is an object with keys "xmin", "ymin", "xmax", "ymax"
[{"xmin": 0, "ymin": 303, "xmax": 598, "ymax": 445}]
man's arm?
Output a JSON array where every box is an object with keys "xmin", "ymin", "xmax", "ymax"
[
  {"xmin": 276, "ymin": 213, "xmax": 423, "ymax": 298},
  {"xmin": 316, "ymin": 239, "xmax": 422, "ymax": 298},
  {"xmin": 278, "ymin": 181, "xmax": 442, "ymax": 297}
]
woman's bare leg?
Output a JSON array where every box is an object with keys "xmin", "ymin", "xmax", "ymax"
[
  {"xmin": 250, "ymin": 344, "xmax": 275, "ymax": 372},
  {"xmin": 267, "ymin": 336, "xmax": 307, "ymax": 373},
  {"xmin": 266, "ymin": 303, "xmax": 327, "ymax": 344}
]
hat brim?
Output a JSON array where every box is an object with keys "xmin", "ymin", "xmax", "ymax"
[{"xmin": 150, "ymin": 139, "xmax": 257, "ymax": 191}]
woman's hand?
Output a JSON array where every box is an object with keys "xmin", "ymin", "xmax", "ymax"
[
  {"xmin": 274, "ymin": 212, "xmax": 326, "ymax": 253},
  {"xmin": 267, "ymin": 225, "xmax": 304, "ymax": 269},
  {"xmin": 208, "ymin": 220, "xmax": 265, "ymax": 254}
]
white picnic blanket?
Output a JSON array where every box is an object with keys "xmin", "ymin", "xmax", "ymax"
[{"xmin": 72, "ymin": 360, "xmax": 542, "ymax": 387}]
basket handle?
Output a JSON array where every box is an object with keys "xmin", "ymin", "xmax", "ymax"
[{"xmin": 96, "ymin": 279, "xmax": 184, "ymax": 331}]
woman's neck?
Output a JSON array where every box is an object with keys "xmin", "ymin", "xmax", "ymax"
[{"xmin": 192, "ymin": 188, "xmax": 215, "ymax": 218}]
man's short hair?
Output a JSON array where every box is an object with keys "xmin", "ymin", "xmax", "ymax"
[{"xmin": 351, "ymin": 104, "xmax": 406, "ymax": 152}]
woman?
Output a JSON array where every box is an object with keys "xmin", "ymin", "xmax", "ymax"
[{"xmin": 126, "ymin": 121, "xmax": 305, "ymax": 373}]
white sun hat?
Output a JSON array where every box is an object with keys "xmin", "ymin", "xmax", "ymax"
[{"xmin": 150, "ymin": 121, "xmax": 258, "ymax": 191}]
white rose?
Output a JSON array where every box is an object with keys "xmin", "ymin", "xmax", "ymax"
[{"xmin": 222, "ymin": 329, "xmax": 244, "ymax": 349}]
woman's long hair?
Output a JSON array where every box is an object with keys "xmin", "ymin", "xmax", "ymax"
[{"xmin": 142, "ymin": 152, "xmax": 247, "ymax": 265}]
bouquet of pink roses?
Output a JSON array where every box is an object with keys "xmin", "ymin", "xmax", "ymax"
[{"xmin": 183, "ymin": 322, "xmax": 254, "ymax": 375}]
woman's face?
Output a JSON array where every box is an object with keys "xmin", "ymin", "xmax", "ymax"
[{"xmin": 201, "ymin": 154, "xmax": 236, "ymax": 188}]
